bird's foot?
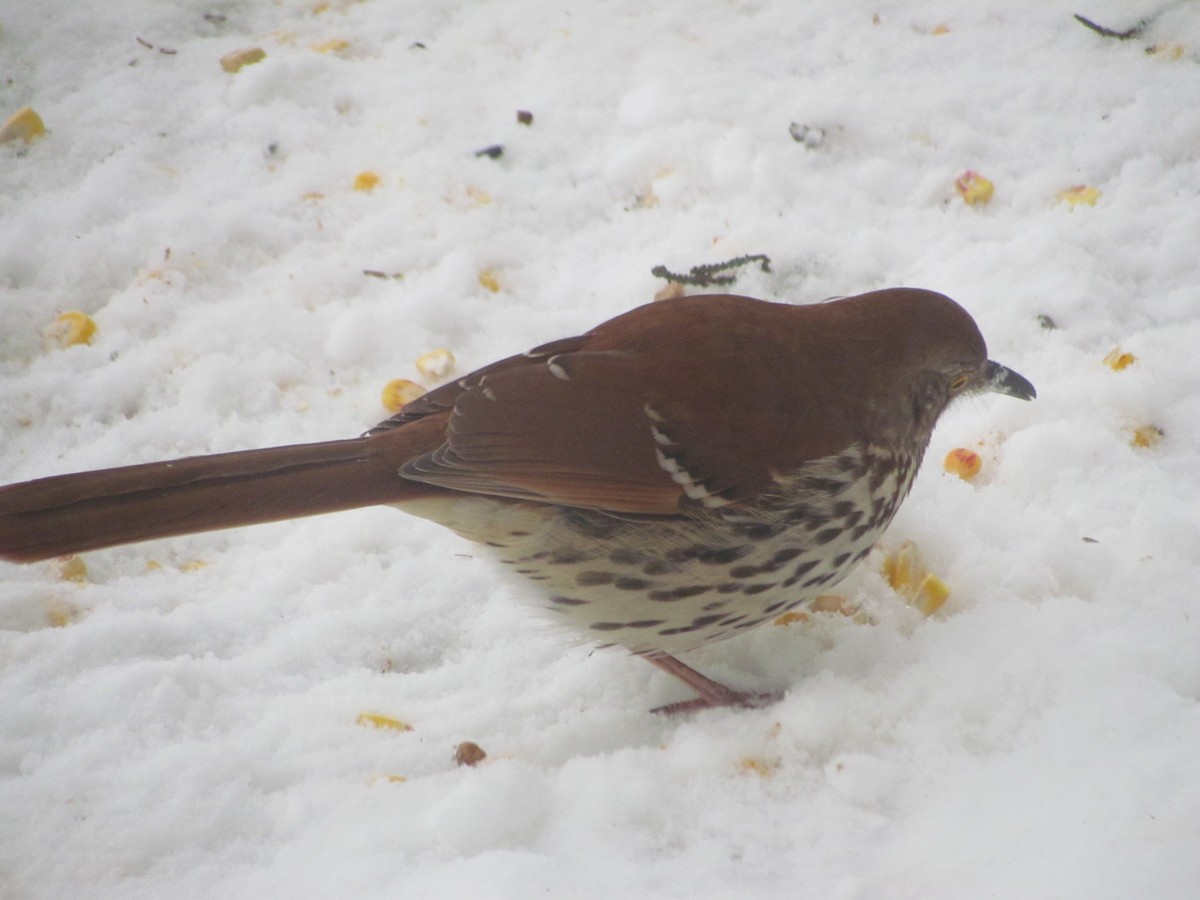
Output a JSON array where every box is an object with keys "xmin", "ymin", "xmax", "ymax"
[{"xmin": 645, "ymin": 654, "xmax": 782, "ymax": 715}]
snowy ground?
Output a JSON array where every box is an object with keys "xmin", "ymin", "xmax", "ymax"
[{"xmin": 2, "ymin": 1, "xmax": 1199, "ymax": 897}]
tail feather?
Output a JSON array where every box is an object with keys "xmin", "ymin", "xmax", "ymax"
[{"xmin": 0, "ymin": 423, "xmax": 442, "ymax": 563}]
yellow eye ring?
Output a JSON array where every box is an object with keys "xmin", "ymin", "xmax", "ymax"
[{"xmin": 949, "ymin": 373, "xmax": 971, "ymax": 392}]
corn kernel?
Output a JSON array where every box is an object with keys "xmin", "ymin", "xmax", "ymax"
[
  {"xmin": 773, "ymin": 611, "xmax": 808, "ymax": 627},
  {"xmin": 381, "ymin": 378, "xmax": 426, "ymax": 412},
  {"xmin": 356, "ymin": 712, "xmax": 413, "ymax": 732},
  {"xmin": 368, "ymin": 773, "xmax": 408, "ymax": 784},
  {"xmin": 46, "ymin": 311, "xmax": 97, "ymax": 348},
  {"xmin": 955, "ymin": 170, "xmax": 994, "ymax": 206},
  {"xmin": 311, "ymin": 38, "xmax": 350, "ymax": 53},
  {"xmin": 883, "ymin": 541, "xmax": 917, "ymax": 592},
  {"xmin": 1103, "ymin": 348, "xmax": 1135, "ymax": 371},
  {"xmin": 465, "ymin": 186, "xmax": 492, "ymax": 206},
  {"xmin": 477, "ymin": 270, "xmax": 502, "ymax": 293},
  {"xmin": 58, "ymin": 556, "xmax": 89, "ymax": 583},
  {"xmin": 220, "ymin": 47, "xmax": 267, "ymax": 73},
  {"xmin": 0, "ymin": 106, "xmax": 46, "ymax": 144},
  {"xmin": 1057, "ymin": 185, "xmax": 1101, "ymax": 207},
  {"xmin": 930, "ymin": 24, "xmax": 950, "ymax": 35},
  {"xmin": 1130, "ymin": 425, "xmax": 1163, "ymax": 448},
  {"xmin": 415, "ymin": 348, "xmax": 455, "ymax": 379},
  {"xmin": 943, "ymin": 447, "xmax": 983, "ymax": 480},
  {"xmin": 354, "ymin": 171, "xmax": 381, "ymax": 192},
  {"xmin": 739, "ymin": 758, "xmax": 776, "ymax": 777},
  {"xmin": 883, "ymin": 542, "xmax": 950, "ymax": 616},
  {"xmin": 912, "ymin": 573, "xmax": 951, "ymax": 615},
  {"xmin": 46, "ymin": 600, "xmax": 77, "ymax": 628}
]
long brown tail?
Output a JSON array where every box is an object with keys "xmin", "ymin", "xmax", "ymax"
[{"xmin": 0, "ymin": 421, "xmax": 444, "ymax": 563}]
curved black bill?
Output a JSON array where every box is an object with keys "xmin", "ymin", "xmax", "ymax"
[{"xmin": 983, "ymin": 360, "xmax": 1036, "ymax": 401}]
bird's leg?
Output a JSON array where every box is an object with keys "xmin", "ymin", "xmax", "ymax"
[{"xmin": 645, "ymin": 655, "xmax": 782, "ymax": 715}]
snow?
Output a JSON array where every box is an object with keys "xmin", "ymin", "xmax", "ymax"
[{"xmin": 2, "ymin": 1, "xmax": 1199, "ymax": 897}]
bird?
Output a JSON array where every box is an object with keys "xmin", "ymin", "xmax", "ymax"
[{"xmin": 0, "ymin": 288, "xmax": 1035, "ymax": 713}]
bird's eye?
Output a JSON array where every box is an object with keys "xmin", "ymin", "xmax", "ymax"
[{"xmin": 949, "ymin": 373, "xmax": 971, "ymax": 392}]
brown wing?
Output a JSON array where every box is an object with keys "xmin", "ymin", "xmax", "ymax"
[{"xmin": 368, "ymin": 295, "xmax": 864, "ymax": 515}]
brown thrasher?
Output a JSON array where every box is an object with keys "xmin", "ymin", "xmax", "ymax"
[{"xmin": 0, "ymin": 289, "xmax": 1034, "ymax": 712}]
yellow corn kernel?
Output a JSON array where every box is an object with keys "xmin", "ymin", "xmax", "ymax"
[
  {"xmin": 465, "ymin": 186, "xmax": 492, "ymax": 206},
  {"xmin": 311, "ymin": 38, "xmax": 350, "ymax": 53},
  {"xmin": 46, "ymin": 311, "xmax": 97, "ymax": 348},
  {"xmin": 59, "ymin": 556, "xmax": 89, "ymax": 583},
  {"xmin": 955, "ymin": 170, "xmax": 994, "ymax": 206},
  {"xmin": 739, "ymin": 757, "xmax": 777, "ymax": 778},
  {"xmin": 0, "ymin": 106, "xmax": 46, "ymax": 144},
  {"xmin": 943, "ymin": 447, "xmax": 983, "ymax": 480},
  {"xmin": 477, "ymin": 270, "xmax": 502, "ymax": 293},
  {"xmin": 883, "ymin": 541, "xmax": 917, "ymax": 592},
  {"xmin": 415, "ymin": 348, "xmax": 455, "ymax": 379},
  {"xmin": 1130, "ymin": 425, "xmax": 1163, "ymax": 448},
  {"xmin": 773, "ymin": 611, "xmax": 808, "ymax": 627},
  {"xmin": 220, "ymin": 47, "xmax": 267, "ymax": 73},
  {"xmin": 381, "ymin": 378, "xmax": 426, "ymax": 413},
  {"xmin": 1057, "ymin": 185, "xmax": 1101, "ymax": 207},
  {"xmin": 356, "ymin": 712, "xmax": 413, "ymax": 732},
  {"xmin": 883, "ymin": 542, "xmax": 950, "ymax": 616},
  {"xmin": 353, "ymin": 171, "xmax": 381, "ymax": 192},
  {"xmin": 45, "ymin": 600, "xmax": 77, "ymax": 628},
  {"xmin": 912, "ymin": 573, "xmax": 951, "ymax": 616},
  {"xmin": 1103, "ymin": 348, "xmax": 1135, "ymax": 371},
  {"xmin": 368, "ymin": 773, "xmax": 408, "ymax": 784}
]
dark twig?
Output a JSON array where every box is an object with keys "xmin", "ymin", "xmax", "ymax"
[
  {"xmin": 652, "ymin": 254, "xmax": 772, "ymax": 287},
  {"xmin": 1073, "ymin": 13, "xmax": 1149, "ymax": 41}
]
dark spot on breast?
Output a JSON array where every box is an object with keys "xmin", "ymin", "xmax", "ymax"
[
  {"xmin": 649, "ymin": 585, "xmax": 713, "ymax": 601},
  {"xmin": 782, "ymin": 559, "xmax": 820, "ymax": 586},
  {"xmin": 770, "ymin": 547, "xmax": 805, "ymax": 566},
  {"xmin": 814, "ymin": 527, "xmax": 842, "ymax": 545},
  {"xmin": 742, "ymin": 582, "xmax": 776, "ymax": 595},
  {"xmin": 642, "ymin": 559, "xmax": 681, "ymax": 576},
  {"xmin": 609, "ymin": 548, "xmax": 650, "ymax": 565},
  {"xmin": 831, "ymin": 552, "xmax": 850, "ymax": 568},
  {"xmin": 614, "ymin": 577, "xmax": 651, "ymax": 591},
  {"xmin": 694, "ymin": 545, "xmax": 752, "ymax": 565},
  {"xmin": 626, "ymin": 620, "xmax": 666, "ymax": 629},
  {"xmin": 549, "ymin": 548, "xmax": 593, "ymax": 565},
  {"xmin": 575, "ymin": 571, "xmax": 615, "ymax": 586},
  {"xmin": 589, "ymin": 622, "xmax": 626, "ymax": 631},
  {"xmin": 549, "ymin": 595, "xmax": 587, "ymax": 606},
  {"xmin": 737, "ymin": 523, "xmax": 782, "ymax": 540}
]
